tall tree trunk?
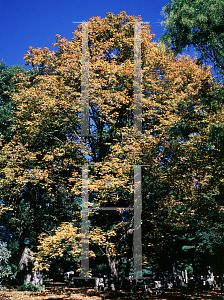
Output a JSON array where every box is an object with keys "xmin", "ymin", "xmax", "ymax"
[
  {"xmin": 125, "ymin": 257, "xmax": 131, "ymax": 278},
  {"xmin": 16, "ymin": 218, "xmax": 27, "ymax": 285},
  {"xmin": 107, "ymin": 255, "xmax": 118, "ymax": 291}
]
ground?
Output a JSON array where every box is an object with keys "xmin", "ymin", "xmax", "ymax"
[{"xmin": 1, "ymin": 285, "xmax": 224, "ymax": 300}]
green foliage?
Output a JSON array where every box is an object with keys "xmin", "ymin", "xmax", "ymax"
[
  {"xmin": 0, "ymin": 60, "xmax": 36, "ymax": 141},
  {"xmin": 17, "ymin": 282, "xmax": 42, "ymax": 291},
  {"xmin": 0, "ymin": 60, "xmax": 33, "ymax": 103},
  {"xmin": 161, "ymin": 0, "xmax": 224, "ymax": 81}
]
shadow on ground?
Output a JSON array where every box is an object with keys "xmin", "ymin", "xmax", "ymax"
[{"xmin": 2, "ymin": 285, "xmax": 224, "ymax": 299}]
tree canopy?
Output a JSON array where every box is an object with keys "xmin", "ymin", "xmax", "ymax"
[
  {"xmin": 160, "ymin": 0, "xmax": 224, "ymax": 81},
  {"xmin": 0, "ymin": 60, "xmax": 35, "ymax": 141},
  {"xmin": 0, "ymin": 11, "xmax": 224, "ymax": 288}
]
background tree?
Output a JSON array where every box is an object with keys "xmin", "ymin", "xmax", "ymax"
[
  {"xmin": 0, "ymin": 60, "xmax": 35, "ymax": 142},
  {"xmin": 160, "ymin": 0, "xmax": 224, "ymax": 81},
  {"xmin": 0, "ymin": 63, "xmax": 88, "ymax": 282}
]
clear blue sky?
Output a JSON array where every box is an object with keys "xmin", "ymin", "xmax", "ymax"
[{"xmin": 1, "ymin": 0, "xmax": 170, "ymax": 67}]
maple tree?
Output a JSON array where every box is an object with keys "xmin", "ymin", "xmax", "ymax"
[{"xmin": 0, "ymin": 11, "xmax": 224, "ymax": 288}]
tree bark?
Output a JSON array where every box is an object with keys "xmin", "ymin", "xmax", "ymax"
[{"xmin": 107, "ymin": 255, "xmax": 118, "ymax": 291}]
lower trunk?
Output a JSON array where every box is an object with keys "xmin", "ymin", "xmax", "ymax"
[
  {"xmin": 16, "ymin": 221, "xmax": 26, "ymax": 285},
  {"xmin": 107, "ymin": 255, "xmax": 119, "ymax": 291},
  {"xmin": 17, "ymin": 219, "xmax": 26, "ymax": 264},
  {"xmin": 125, "ymin": 257, "xmax": 130, "ymax": 278},
  {"xmin": 16, "ymin": 247, "xmax": 43, "ymax": 286}
]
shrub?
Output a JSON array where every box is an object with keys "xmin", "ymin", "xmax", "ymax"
[
  {"xmin": 17, "ymin": 282, "xmax": 42, "ymax": 291},
  {"xmin": 0, "ymin": 242, "xmax": 12, "ymax": 283}
]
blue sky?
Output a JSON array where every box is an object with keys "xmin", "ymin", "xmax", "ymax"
[{"xmin": 1, "ymin": 0, "xmax": 170, "ymax": 67}]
